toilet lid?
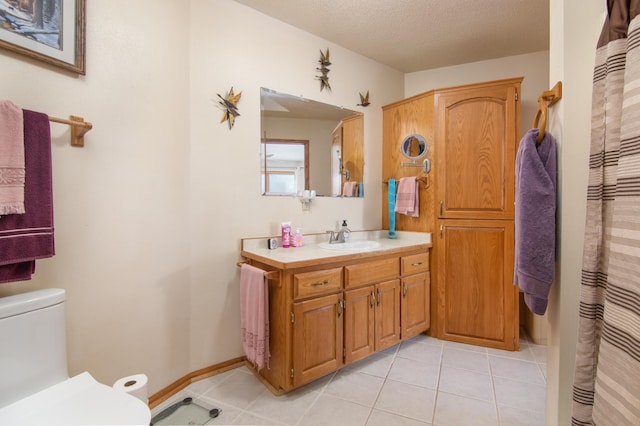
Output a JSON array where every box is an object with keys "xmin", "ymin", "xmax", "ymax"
[{"xmin": 0, "ymin": 372, "xmax": 151, "ymax": 425}]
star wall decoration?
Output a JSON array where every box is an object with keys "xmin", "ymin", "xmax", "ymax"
[
  {"xmin": 316, "ymin": 48, "xmax": 331, "ymax": 92},
  {"xmin": 216, "ymin": 86, "xmax": 242, "ymax": 129}
]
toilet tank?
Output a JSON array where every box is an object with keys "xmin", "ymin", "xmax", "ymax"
[{"xmin": 0, "ymin": 288, "xmax": 68, "ymax": 408}]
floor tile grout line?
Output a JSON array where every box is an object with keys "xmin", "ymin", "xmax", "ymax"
[{"xmin": 430, "ymin": 340, "xmax": 445, "ymax": 426}]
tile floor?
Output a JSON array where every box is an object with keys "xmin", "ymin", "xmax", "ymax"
[{"xmin": 152, "ymin": 331, "xmax": 547, "ymax": 425}]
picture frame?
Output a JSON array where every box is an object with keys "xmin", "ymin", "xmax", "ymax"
[{"xmin": 0, "ymin": 0, "xmax": 86, "ymax": 74}]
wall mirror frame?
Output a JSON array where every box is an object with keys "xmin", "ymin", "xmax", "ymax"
[{"xmin": 260, "ymin": 87, "xmax": 364, "ymax": 197}]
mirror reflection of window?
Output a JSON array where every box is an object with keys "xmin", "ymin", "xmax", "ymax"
[{"xmin": 261, "ymin": 140, "xmax": 309, "ymax": 195}]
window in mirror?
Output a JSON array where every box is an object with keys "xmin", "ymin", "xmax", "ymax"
[{"xmin": 261, "ymin": 139, "xmax": 309, "ymax": 195}]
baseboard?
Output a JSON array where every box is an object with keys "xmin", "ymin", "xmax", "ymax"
[{"xmin": 148, "ymin": 356, "xmax": 246, "ymax": 409}]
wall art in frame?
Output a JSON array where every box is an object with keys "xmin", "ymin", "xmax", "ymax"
[{"xmin": 0, "ymin": 0, "xmax": 86, "ymax": 74}]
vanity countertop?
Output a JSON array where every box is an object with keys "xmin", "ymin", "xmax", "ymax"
[{"xmin": 241, "ymin": 230, "xmax": 432, "ymax": 269}]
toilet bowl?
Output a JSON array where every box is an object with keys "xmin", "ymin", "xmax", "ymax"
[{"xmin": 0, "ymin": 289, "xmax": 151, "ymax": 425}]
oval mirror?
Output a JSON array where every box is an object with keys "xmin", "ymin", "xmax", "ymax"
[{"xmin": 401, "ymin": 134, "xmax": 428, "ymax": 160}]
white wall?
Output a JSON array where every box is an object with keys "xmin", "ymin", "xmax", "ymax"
[
  {"xmin": 187, "ymin": 0, "xmax": 404, "ymax": 373},
  {"xmin": 0, "ymin": 0, "xmax": 403, "ymax": 395},
  {"xmin": 405, "ymin": 51, "xmax": 550, "ymax": 140},
  {"xmin": 546, "ymin": 1, "xmax": 604, "ymax": 424},
  {"xmin": 0, "ymin": 1, "xmax": 191, "ymax": 393}
]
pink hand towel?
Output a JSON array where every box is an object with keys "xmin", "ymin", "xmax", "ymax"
[
  {"xmin": 240, "ymin": 264, "xmax": 270, "ymax": 371},
  {"xmin": 0, "ymin": 100, "xmax": 25, "ymax": 215},
  {"xmin": 395, "ymin": 177, "xmax": 419, "ymax": 217}
]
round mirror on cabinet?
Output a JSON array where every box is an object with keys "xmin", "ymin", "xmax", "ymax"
[{"xmin": 401, "ymin": 134, "xmax": 428, "ymax": 160}]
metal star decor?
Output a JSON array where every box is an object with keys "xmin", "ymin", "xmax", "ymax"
[
  {"xmin": 316, "ymin": 48, "xmax": 331, "ymax": 92},
  {"xmin": 357, "ymin": 91, "xmax": 370, "ymax": 107},
  {"xmin": 217, "ymin": 86, "xmax": 242, "ymax": 129}
]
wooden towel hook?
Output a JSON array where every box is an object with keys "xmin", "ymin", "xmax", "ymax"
[{"xmin": 533, "ymin": 81, "xmax": 562, "ymax": 145}]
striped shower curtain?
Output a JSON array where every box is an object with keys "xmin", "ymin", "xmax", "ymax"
[{"xmin": 571, "ymin": 1, "xmax": 640, "ymax": 425}]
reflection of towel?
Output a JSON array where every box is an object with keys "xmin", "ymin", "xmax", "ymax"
[
  {"xmin": 0, "ymin": 109, "xmax": 55, "ymax": 284},
  {"xmin": 240, "ymin": 264, "xmax": 270, "ymax": 371},
  {"xmin": 0, "ymin": 100, "xmax": 25, "ymax": 215},
  {"xmin": 395, "ymin": 177, "xmax": 419, "ymax": 217},
  {"xmin": 342, "ymin": 181, "xmax": 358, "ymax": 197},
  {"xmin": 514, "ymin": 128, "xmax": 557, "ymax": 315}
]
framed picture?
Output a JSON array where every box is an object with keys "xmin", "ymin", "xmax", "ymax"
[{"xmin": 0, "ymin": 0, "xmax": 86, "ymax": 74}]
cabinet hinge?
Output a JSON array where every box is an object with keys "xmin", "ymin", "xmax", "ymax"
[
  {"xmin": 515, "ymin": 91, "xmax": 519, "ymax": 101},
  {"xmin": 290, "ymin": 368, "xmax": 294, "ymax": 379},
  {"xmin": 290, "ymin": 312, "xmax": 294, "ymax": 323}
]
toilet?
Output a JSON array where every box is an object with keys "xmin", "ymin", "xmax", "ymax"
[{"xmin": 0, "ymin": 288, "xmax": 151, "ymax": 425}]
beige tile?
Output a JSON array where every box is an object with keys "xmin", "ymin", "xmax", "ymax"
[
  {"xmin": 324, "ymin": 369, "xmax": 385, "ymax": 406},
  {"xmin": 232, "ymin": 411, "xmax": 284, "ymax": 425},
  {"xmin": 487, "ymin": 345, "xmax": 536, "ymax": 362},
  {"xmin": 442, "ymin": 347, "xmax": 490, "ymax": 373},
  {"xmin": 397, "ymin": 339, "xmax": 443, "ymax": 364},
  {"xmin": 493, "ymin": 376, "xmax": 546, "ymax": 413},
  {"xmin": 298, "ymin": 394, "xmax": 372, "ymax": 426},
  {"xmin": 387, "ymin": 356, "xmax": 440, "ymax": 389},
  {"xmin": 343, "ymin": 349, "xmax": 396, "ymax": 378},
  {"xmin": 443, "ymin": 340, "xmax": 489, "ymax": 353},
  {"xmin": 489, "ymin": 356, "xmax": 545, "ymax": 385},
  {"xmin": 366, "ymin": 409, "xmax": 430, "ymax": 426},
  {"xmin": 498, "ymin": 405, "xmax": 546, "ymax": 426},
  {"xmin": 245, "ymin": 384, "xmax": 321, "ymax": 425},
  {"xmin": 438, "ymin": 366, "xmax": 494, "ymax": 402},
  {"xmin": 374, "ymin": 379, "xmax": 436, "ymax": 423},
  {"xmin": 203, "ymin": 369, "xmax": 267, "ymax": 410},
  {"xmin": 433, "ymin": 391, "xmax": 498, "ymax": 426},
  {"xmin": 529, "ymin": 344, "xmax": 548, "ymax": 363}
]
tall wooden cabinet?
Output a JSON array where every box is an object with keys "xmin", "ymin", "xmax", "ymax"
[
  {"xmin": 382, "ymin": 77, "xmax": 522, "ymax": 351},
  {"xmin": 331, "ymin": 114, "xmax": 364, "ymax": 196}
]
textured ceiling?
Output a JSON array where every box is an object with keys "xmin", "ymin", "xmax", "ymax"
[{"xmin": 233, "ymin": 0, "xmax": 549, "ymax": 73}]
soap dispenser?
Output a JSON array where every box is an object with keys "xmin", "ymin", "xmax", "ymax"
[{"xmin": 340, "ymin": 220, "xmax": 350, "ymax": 243}]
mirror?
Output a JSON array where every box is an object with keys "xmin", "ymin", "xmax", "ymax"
[
  {"xmin": 401, "ymin": 134, "xmax": 428, "ymax": 160},
  {"xmin": 260, "ymin": 88, "xmax": 364, "ymax": 197}
]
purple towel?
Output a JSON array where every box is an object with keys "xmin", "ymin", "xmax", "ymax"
[
  {"xmin": 0, "ymin": 109, "xmax": 54, "ymax": 283},
  {"xmin": 514, "ymin": 128, "xmax": 557, "ymax": 315}
]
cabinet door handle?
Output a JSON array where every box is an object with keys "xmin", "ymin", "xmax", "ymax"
[
  {"xmin": 403, "ymin": 282, "xmax": 408, "ymax": 298},
  {"xmin": 439, "ymin": 200, "xmax": 443, "ymax": 216},
  {"xmin": 439, "ymin": 224, "xmax": 443, "ymax": 239},
  {"xmin": 310, "ymin": 280, "xmax": 329, "ymax": 287},
  {"xmin": 370, "ymin": 290, "xmax": 375, "ymax": 309},
  {"xmin": 377, "ymin": 288, "xmax": 381, "ymax": 306},
  {"xmin": 337, "ymin": 299, "xmax": 343, "ymax": 317}
]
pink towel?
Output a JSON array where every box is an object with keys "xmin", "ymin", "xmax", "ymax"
[
  {"xmin": 342, "ymin": 181, "xmax": 358, "ymax": 197},
  {"xmin": 0, "ymin": 100, "xmax": 25, "ymax": 215},
  {"xmin": 240, "ymin": 264, "xmax": 270, "ymax": 371},
  {"xmin": 395, "ymin": 177, "xmax": 419, "ymax": 217},
  {"xmin": 0, "ymin": 109, "xmax": 55, "ymax": 284}
]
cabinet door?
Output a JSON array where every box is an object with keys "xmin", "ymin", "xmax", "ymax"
[
  {"xmin": 293, "ymin": 294, "xmax": 343, "ymax": 387},
  {"xmin": 375, "ymin": 279, "xmax": 401, "ymax": 351},
  {"xmin": 436, "ymin": 219, "xmax": 518, "ymax": 350},
  {"xmin": 344, "ymin": 286, "xmax": 375, "ymax": 364},
  {"xmin": 401, "ymin": 273, "xmax": 430, "ymax": 339},
  {"xmin": 436, "ymin": 81, "xmax": 519, "ymax": 220}
]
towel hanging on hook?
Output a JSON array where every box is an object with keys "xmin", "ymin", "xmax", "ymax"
[{"xmin": 533, "ymin": 81, "xmax": 563, "ymax": 145}]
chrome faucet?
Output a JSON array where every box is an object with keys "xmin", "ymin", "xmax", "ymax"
[{"xmin": 326, "ymin": 220, "xmax": 350, "ymax": 244}]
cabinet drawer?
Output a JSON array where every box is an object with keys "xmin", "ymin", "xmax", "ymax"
[
  {"xmin": 345, "ymin": 258, "xmax": 399, "ymax": 288},
  {"xmin": 401, "ymin": 252, "xmax": 430, "ymax": 275},
  {"xmin": 294, "ymin": 268, "xmax": 343, "ymax": 299}
]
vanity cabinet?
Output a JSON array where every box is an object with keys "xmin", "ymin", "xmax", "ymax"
[
  {"xmin": 344, "ymin": 258, "xmax": 401, "ymax": 363},
  {"xmin": 240, "ymin": 240, "xmax": 430, "ymax": 394},
  {"xmin": 401, "ymin": 253, "xmax": 431, "ymax": 339}
]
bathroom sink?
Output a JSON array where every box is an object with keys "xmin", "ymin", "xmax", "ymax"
[{"xmin": 318, "ymin": 240, "xmax": 381, "ymax": 251}]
